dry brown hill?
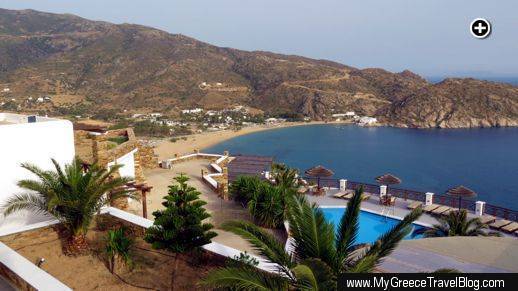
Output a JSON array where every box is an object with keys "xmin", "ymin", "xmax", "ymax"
[{"xmin": 1, "ymin": 8, "xmax": 517, "ymax": 128}]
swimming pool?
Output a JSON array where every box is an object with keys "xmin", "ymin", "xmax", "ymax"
[{"xmin": 321, "ymin": 207, "xmax": 424, "ymax": 244}]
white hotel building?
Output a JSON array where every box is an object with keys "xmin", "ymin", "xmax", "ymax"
[{"xmin": 0, "ymin": 113, "xmax": 75, "ymax": 232}]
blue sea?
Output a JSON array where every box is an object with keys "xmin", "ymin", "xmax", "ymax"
[{"xmin": 206, "ymin": 125, "xmax": 518, "ymax": 209}]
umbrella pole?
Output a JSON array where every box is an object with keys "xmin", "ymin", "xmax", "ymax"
[{"xmin": 458, "ymin": 196, "xmax": 462, "ymax": 210}]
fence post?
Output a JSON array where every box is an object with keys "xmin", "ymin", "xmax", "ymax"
[
  {"xmin": 425, "ymin": 192, "xmax": 434, "ymax": 206},
  {"xmin": 379, "ymin": 185, "xmax": 387, "ymax": 197},
  {"xmin": 475, "ymin": 201, "xmax": 485, "ymax": 216},
  {"xmin": 339, "ymin": 179, "xmax": 347, "ymax": 191}
]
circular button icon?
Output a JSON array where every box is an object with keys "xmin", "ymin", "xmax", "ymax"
[{"xmin": 470, "ymin": 18, "xmax": 491, "ymax": 39}]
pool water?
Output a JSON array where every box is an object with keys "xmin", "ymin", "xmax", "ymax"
[{"xmin": 321, "ymin": 208, "xmax": 424, "ymax": 244}]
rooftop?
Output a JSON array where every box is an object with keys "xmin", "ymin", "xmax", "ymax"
[
  {"xmin": 227, "ymin": 155, "xmax": 274, "ymax": 182},
  {"xmin": 0, "ymin": 112, "xmax": 58, "ymax": 126}
]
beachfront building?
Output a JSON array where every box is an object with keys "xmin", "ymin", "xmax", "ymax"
[
  {"xmin": 0, "ymin": 113, "xmax": 75, "ymax": 231},
  {"xmin": 358, "ymin": 116, "xmax": 378, "ymax": 126},
  {"xmin": 181, "ymin": 108, "xmax": 203, "ymax": 114}
]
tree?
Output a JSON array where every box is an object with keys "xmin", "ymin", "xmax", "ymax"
[
  {"xmin": 414, "ymin": 209, "xmax": 501, "ymax": 238},
  {"xmin": 202, "ymin": 187, "xmax": 423, "ymax": 290},
  {"xmin": 2, "ymin": 157, "xmax": 135, "ymax": 254},
  {"xmin": 271, "ymin": 163, "xmax": 298, "ymax": 191},
  {"xmin": 144, "ymin": 174, "xmax": 217, "ymax": 290},
  {"xmin": 105, "ymin": 227, "xmax": 134, "ymax": 274}
]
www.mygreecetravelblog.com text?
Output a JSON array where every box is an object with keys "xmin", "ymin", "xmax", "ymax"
[{"xmin": 338, "ymin": 273, "xmax": 511, "ymax": 290}]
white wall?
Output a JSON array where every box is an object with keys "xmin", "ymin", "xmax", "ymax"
[
  {"xmin": 107, "ymin": 148, "xmax": 137, "ymax": 179},
  {"xmin": 0, "ymin": 116, "xmax": 75, "ymax": 231}
]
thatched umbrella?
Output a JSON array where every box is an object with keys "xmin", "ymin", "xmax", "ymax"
[
  {"xmin": 375, "ymin": 173, "xmax": 402, "ymax": 186},
  {"xmin": 305, "ymin": 165, "xmax": 334, "ymax": 188},
  {"xmin": 375, "ymin": 173, "xmax": 401, "ymax": 199},
  {"xmin": 446, "ymin": 185, "xmax": 476, "ymax": 210}
]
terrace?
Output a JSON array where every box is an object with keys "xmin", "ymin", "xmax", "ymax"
[
  {"xmin": 0, "ymin": 208, "xmax": 274, "ymax": 290},
  {"xmin": 304, "ymin": 180, "xmax": 518, "ymax": 272}
]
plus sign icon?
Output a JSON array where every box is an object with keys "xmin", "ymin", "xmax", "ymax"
[{"xmin": 470, "ymin": 18, "xmax": 491, "ymax": 39}]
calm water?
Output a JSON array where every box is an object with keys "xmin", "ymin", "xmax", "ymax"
[
  {"xmin": 321, "ymin": 208, "xmax": 424, "ymax": 243},
  {"xmin": 206, "ymin": 124, "xmax": 518, "ymax": 208}
]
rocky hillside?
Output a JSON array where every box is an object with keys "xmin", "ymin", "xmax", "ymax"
[{"xmin": 1, "ymin": 8, "xmax": 517, "ymax": 128}]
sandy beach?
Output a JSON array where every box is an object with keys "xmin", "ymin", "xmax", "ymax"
[{"xmin": 154, "ymin": 121, "xmax": 351, "ymax": 160}]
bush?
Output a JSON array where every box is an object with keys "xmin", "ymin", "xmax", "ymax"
[
  {"xmin": 229, "ymin": 176, "xmax": 263, "ymax": 205},
  {"xmin": 247, "ymin": 183, "xmax": 285, "ymax": 228}
]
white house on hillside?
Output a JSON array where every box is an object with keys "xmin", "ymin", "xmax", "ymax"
[{"xmin": 0, "ymin": 113, "xmax": 75, "ymax": 232}]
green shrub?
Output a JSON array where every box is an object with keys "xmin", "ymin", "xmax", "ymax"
[
  {"xmin": 229, "ymin": 176, "xmax": 262, "ymax": 205},
  {"xmin": 105, "ymin": 227, "xmax": 134, "ymax": 274},
  {"xmin": 107, "ymin": 136, "xmax": 128, "ymax": 145}
]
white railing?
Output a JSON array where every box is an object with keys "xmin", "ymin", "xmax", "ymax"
[
  {"xmin": 167, "ymin": 153, "xmax": 224, "ymax": 163},
  {"xmin": 203, "ymin": 173, "xmax": 222, "ymax": 189},
  {"xmin": 0, "ymin": 241, "xmax": 71, "ymax": 291}
]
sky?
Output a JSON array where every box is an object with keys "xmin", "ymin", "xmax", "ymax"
[{"xmin": 1, "ymin": 0, "xmax": 517, "ymax": 78}]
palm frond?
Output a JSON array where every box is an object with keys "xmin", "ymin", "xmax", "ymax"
[
  {"xmin": 2, "ymin": 193, "xmax": 48, "ymax": 216},
  {"xmin": 287, "ymin": 195, "xmax": 336, "ymax": 267},
  {"xmin": 201, "ymin": 266, "xmax": 288, "ymax": 290},
  {"xmin": 222, "ymin": 220, "xmax": 294, "ymax": 275},
  {"xmin": 291, "ymin": 264, "xmax": 318, "ymax": 290},
  {"xmin": 335, "ymin": 187, "xmax": 362, "ymax": 269},
  {"xmin": 365, "ymin": 207, "xmax": 422, "ymax": 265},
  {"xmin": 346, "ymin": 255, "xmax": 378, "ymax": 273}
]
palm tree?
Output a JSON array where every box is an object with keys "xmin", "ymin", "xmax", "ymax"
[
  {"xmin": 2, "ymin": 157, "xmax": 137, "ymax": 254},
  {"xmin": 271, "ymin": 163, "xmax": 299, "ymax": 191},
  {"xmin": 414, "ymin": 209, "xmax": 500, "ymax": 238},
  {"xmin": 202, "ymin": 187, "xmax": 423, "ymax": 290}
]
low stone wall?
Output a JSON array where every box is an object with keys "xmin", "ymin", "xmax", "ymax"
[{"xmin": 137, "ymin": 141, "xmax": 158, "ymax": 169}]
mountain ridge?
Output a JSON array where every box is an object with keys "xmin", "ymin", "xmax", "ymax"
[{"xmin": 1, "ymin": 8, "xmax": 517, "ymax": 128}]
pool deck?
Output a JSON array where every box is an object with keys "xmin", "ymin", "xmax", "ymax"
[
  {"xmin": 306, "ymin": 188, "xmax": 439, "ymax": 226},
  {"xmin": 308, "ymin": 188, "xmax": 518, "ymax": 272}
]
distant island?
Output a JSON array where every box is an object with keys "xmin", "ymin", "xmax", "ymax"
[{"xmin": 1, "ymin": 8, "xmax": 518, "ymax": 129}]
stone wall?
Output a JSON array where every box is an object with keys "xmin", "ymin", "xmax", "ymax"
[
  {"xmin": 75, "ymin": 128, "xmax": 153, "ymax": 211},
  {"xmin": 137, "ymin": 141, "xmax": 158, "ymax": 169}
]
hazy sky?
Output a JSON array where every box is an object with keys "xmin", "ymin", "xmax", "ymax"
[{"xmin": 2, "ymin": 0, "xmax": 517, "ymax": 77}]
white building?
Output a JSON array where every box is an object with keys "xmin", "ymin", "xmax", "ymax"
[
  {"xmin": 358, "ymin": 116, "xmax": 378, "ymax": 126},
  {"xmin": 2, "ymin": 88, "xmax": 10, "ymax": 93},
  {"xmin": 0, "ymin": 113, "xmax": 75, "ymax": 232},
  {"xmin": 332, "ymin": 111, "xmax": 356, "ymax": 118},
  {"xmin": 181, "ymin": 108, "xmax": 203, "ymax": 114}
]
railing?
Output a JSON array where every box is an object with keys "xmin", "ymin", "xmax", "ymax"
[
  {"xmin": 303, "ymin": 176, "xmax": 518, "ymax": 222},
  {"xmin": 485, "ymin": 204, "xmax": 518, "ymax": 221}
]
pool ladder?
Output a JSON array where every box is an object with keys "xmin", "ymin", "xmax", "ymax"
[{"xmin": 380, "ymin": 205, "xmax": 395, "ymax": 221}]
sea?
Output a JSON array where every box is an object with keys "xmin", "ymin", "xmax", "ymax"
[{"xmin": 205, "ymin": 124, "xmax": 518, "ymax": 209}]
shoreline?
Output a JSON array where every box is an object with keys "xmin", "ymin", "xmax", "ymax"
[{"xmin": 153, "ymin": 120, "xmax": 352, "ymax": 160}]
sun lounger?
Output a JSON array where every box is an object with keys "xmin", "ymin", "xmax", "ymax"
[
  {"xmin": 333, "ymin": 192, "xmax": 347, "ymax": 198},
  {"xmin": 489, "ymin": 219, "xmax": 512, "ymax": 230},
  {"xmin": 439, "ymin": 207, "xmax": 455, "ymax": 216},
  {"xmin": 407, "ymin": 201, "xmax": 422, "ymax": 210},
  {"xmin": 478, "ymin": 215, "xmax": 496, "ymax": 225},
  {"xmin": 422, "ymin": 204, "xmax": 440, "ymax": 213},
  {"xmin": 431, "ymin": 206, "xmax": 450, "ymax": 215},
  {"xmin": 341, "ymin": 192, "xmax": 370, "ymax": 201},
  {"xmin": 501, "ymin": 222, "xmax": 518, "ymax": 233}
]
